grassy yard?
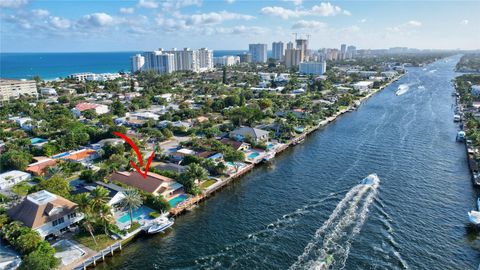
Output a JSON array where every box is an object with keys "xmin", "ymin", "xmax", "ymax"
[
  {"xmin": 200, "ymin": 179, "xmax": 217, "ymax": 189},
  {"xmin": 339, "ymin": 105, "xmax": 349, "ymax": 111},
  {"xmin": 12, "ymin": 182, "xmax": 34, "ymax": 196},
  {"xmin": 73, "ymin": 232, "xmax": 116, "ymax": 251}
]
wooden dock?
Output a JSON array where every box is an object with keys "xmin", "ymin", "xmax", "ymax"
[{"xmin": 72, "ymin": 242, "xmax": 122, "ymax": 270}]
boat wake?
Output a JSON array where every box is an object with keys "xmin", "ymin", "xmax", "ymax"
[
  {"xmin": 289, "ymin": 174, "xmax": 380, "ymax": 270},
  {"xmin": 395, "ymin": 84, "xmax": 410, "ymax": 96}
]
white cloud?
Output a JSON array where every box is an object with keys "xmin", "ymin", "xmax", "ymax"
[
  {"xmin": 284, "ymin": 0, "xmax": 303, "ymax": 6},
  {"xmin": 292, "ymin": 20, "xmax": 327, "ymax": 29},
  {"xmin": 49, "ymin": 16, "xmax": 71, "ymax": 29},
  {"xmin": 80, "ymin": 13, "xmax": 115, "ymax": 27},
  {"xmin": 261, "ymin": 2, "xmax": 350, "ymax": 19},
  {"xmin": 311, "ymin": 2, "xmax": 349, "ymax": 16},
  {"xmin": 186, "ymin": 11, "xmax": 254, "ymax": 25},
  {"xmin": 162, "ymin": 0, "xmax": 202, "ymax": 10},
  {"xmin": 360, "ymin": 18, "xmax": 367, "ymax": 23},
  {"xmin": 138, "ymin": 0, "xmax": 158, "ymax": 9},
  {"xmin": 461, "ymin": 19, "xmax": 469, "ymax": 25},
  {"xmin": 260, "ymin": 7, "xmax": 307, "ymax": 19},
  {"xmin": 226, "ymin": 0, "xmax": 235, "ymax": 3},
  {"xmin": 0, "ymin": 0, "xmax": 28, "ymax": 8},
  {"xmin": 215, "ymin": 25, "xmax": 267, "ymax": 35},
  {"xmin": 32, "ymin": 9, "xmax": 49, "ymax": 17},
  {"xmin": 407, "ymin": 20, "xmax": 422, "ymax": 27},
  {"xmin": 120, "ymin": 7, "xmax": 135, "ymax": 14}
]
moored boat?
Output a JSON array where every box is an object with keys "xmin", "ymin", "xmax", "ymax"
[
  {"xmin": 468, "ymin": 210, "xmax": 480, "ymax": 225},
  {"xmin": 456, "ymin": 131, "xmax": 466, "ymax": 142},
  {"xmin": 147, "ymin": 216, "xmax": 174, "ymax": 234},
  {"xmin": 262, "ymin": 152, "xmax": 275, "ymax": 162},
  {"xmin": 454, "ymin": 114, "xmax": 461, "ymax": 122}
]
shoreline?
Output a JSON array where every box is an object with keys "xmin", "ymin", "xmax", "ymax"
[{"xmin": 71, "ymin": 72, "xmax": 405, "ymax": 269}]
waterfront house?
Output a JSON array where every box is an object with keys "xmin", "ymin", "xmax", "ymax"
[
  {"xmin": 352, "ymin": 81, "xmax": 374, "ymax": 91},
  {"xmin": 220, "ymin": 138, "xmax": 251, "ymax": 151},
  {"xmin": 0, "ymin": 170, "xmax": 31, "ymax": 190},
  {"xmin": 71, "ymin": 102, "xmax": 109, "ymax": 118},
  {"xmin": 26, "ymin": 157, "xmax": 57, "ymax": 176},
  {"xmin": 109, "ymin": 171, "xmax": 184, "ymax": 199},
  {"xmin": 64, "ymin": 149, "xmax": 99, "ymax": 164},
  {"xmin": 71, "ymin": 182, "xmax": 125, "ymax": 207},
  {"xmin": 230, "ymin": 126, "xmax": 269, "ymax": 144},
  {"xmin": 7, "ymin": 190, "xmax": 83, "ymax": 239}
]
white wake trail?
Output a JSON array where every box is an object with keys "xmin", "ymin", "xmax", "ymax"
[{"xmin": 290, "ymin": 174, "xmax": 380, "ymax": 270}]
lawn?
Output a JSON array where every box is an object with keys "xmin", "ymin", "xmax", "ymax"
[
  {"xmin": 73, "ymin": 232, "xmax": 116, "ymax": 251},
  {"xmin": 339, "ymin": 105, "xmax": 349, "ymax": 111},
  {"xmin": 12, "ymin": 182, "xmax": 34, "ymax": 196},
  {"xmin": 200, "ymin": 179, "xmax": 217, "ymax": 189}
]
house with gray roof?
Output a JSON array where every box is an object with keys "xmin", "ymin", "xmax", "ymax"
[{"xmin": 229, "ymin": 126, "xmax": 269, "ymax": 144}]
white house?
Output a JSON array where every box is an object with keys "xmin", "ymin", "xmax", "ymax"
[
  {"xmin": 0, "ymin": 170, "xmax": 31, "ymax": 190},
  {"xmin": 40, "ymin": 88, "xmax": 57, "ymax": 96},
  {"xmin": 7, "ymin": 190, "xmax": 84, "ymax": 238},
  {"xmin": 71, "ymin": 102, "xmax": 109, "ymax": 117},
  {"xmin": 352, "ymin": 81, "xmax": 374, "ymax": 91}
]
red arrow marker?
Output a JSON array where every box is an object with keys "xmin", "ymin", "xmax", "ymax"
[{"xmin": 113, "ymin": 131, "xmax": 154, "ymax": 179}]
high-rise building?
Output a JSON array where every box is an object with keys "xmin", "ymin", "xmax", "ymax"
[
  {"xmin": 340, "ymin": 44, "xmax": 347, "ymax": 60},
  {"xmin": 284, "ymin": 48, "xmax": 303, "ymax": 68},
  {"xmin": 131, "ymin": 54, "xmax": 145, "ymax": 72},
  {"xmin": 295, "ymin": 39, "xmax": 308, "ymax": 61},
  {"xmin": 286, "ymin": 41, "xmax": 294, "ymax": 50},
  {"xmin": 138, "ymin": 47, "xmax": 213, "ymax": 74},
  {"xmin": 213, "ymin": 56, "xmax": 239, "ymax": 66},
  {"xmin": 346, "ymin": 45, "xmax": 357, "ymax": 59},
  {"xmin": 299, "ymin": 61, "xmax": 327, "ymax": 75},
  {"xmin": 143, "ymin": 51, "xmax": 175, "ymax": 74},
  {"xmin": 197, "ymin": 48, "xmax": 214, "ymax": 71},
  {"xmin": 238, "ymin": 53, "xmax": 252, "ymax": 63},
  {"xmin": 0, "ymin": 79, "xmax": 38, "ymax": 102},
  {"xmin": 272, "ymin": 41, "xmax": 284, "ymax": 61},
  {"xmin": 249, "ymin": 44, "xmax": 268, "ymax": 63}
]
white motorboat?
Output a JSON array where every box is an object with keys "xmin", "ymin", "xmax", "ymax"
[
  {"xmin": 360, "ymin": 174, "xmax": 379, "ymax": 185},
  {"xmin": 456, "ymin": 131, "xmax": 466, "ymax": 142},
  {"xmin": 262, "ymin": 152, "xmax": 275, "ymax": 162},
  {"xmin": 468, "ymin": 211, "xmax": 480, "ymax": 225},
  {"xmin": 147, "ymin": 216, "xmax": 174, "ymax": 234},
  {"xmin": 454, "ymin": 114, "xmax": 461, "ymax": 122}
]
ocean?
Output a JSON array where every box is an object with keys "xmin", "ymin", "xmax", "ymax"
[{"xmin": 0, "ymin": 50, "xmax": 247, "ymax": 80}]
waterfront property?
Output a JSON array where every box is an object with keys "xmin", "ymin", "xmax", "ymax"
[
  {"xmin": 115, "ymin": 205, "xmax": 156, "ymax": 230},
  {"xmin": 110, "ymin": 171, "xmax": 184, "ymax": 199},
  {"xmin": 7, "ymin": 190, "xmax": 84, "ymax": 239},
  {"xmin": 230, "ymin": 126, "xmax": 269, "ymax": 143},
  {"xmin": 0, "ymin": 170, "xmax": 31, "ymax": 190}
]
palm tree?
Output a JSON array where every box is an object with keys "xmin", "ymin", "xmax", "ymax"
[
  {"xmin": 97, "ymin": 204, "xmax": 114, "ymax": 236},
  {"xmin": 121, "ymin": 188, "xmax": 143, "ymax": 228},
  {"xmin": 74, "ymin": 193, "xmax": 97, "ymax": 245},
  {"xmin": 90, "ymin": 186, "xmax": 110, "ymax": 211},
  {"xmin": 83, "ymin": 213, "xmax": 98, "ymax": 246},
  {"xmin": 186, "ymin": 163, "xmax": 208, "ymax": 183}
]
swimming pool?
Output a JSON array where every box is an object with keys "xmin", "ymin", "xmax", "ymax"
[
  {"xmin": 267, "ymin": 143, "xmax": 274, "ymax": 150},
  {"xmin": 52, "ymin": 152, "xmax": 70, "ymax": 159},
  {"xmin": 31, "ymin": 138, "xmax": 47, "ymax": 144},
  {"xmin": 117, "ymin": 206, "xmax": 155, "ymax": 224},
  {"xmin": 248, "ymin": 152, "xmax": 260, "ymax": 159},
  {"xmin": 168, "ymin": 194, "xmax": 188, "ymax": 208}
]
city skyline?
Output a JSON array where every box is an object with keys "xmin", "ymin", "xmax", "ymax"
[{"xmin": 1, "ymin": 0, "xmax": 479, "ymax": 52}]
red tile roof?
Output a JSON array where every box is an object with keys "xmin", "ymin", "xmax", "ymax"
[
  {"xmin": 110, "ymin": 171, "xmax": 174, "ymax": 194},
  {"xmin": 75, "ymin": 103, "xmax": 101, "ymax": 111}
]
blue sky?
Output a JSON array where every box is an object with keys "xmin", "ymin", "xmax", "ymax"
[{"xmin": 1, "ymin": 0, "xmax": 479, "ymax": 52}]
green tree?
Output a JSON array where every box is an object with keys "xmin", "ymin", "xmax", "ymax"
[
  {"xmin": 0, "ymin": 150, "xmax": 32, "ymax": 171},
  {"xmin": 14, "ymin": 229, "xmax": 42, "ymax": 254},
  {"xmin": 20, "ymin": 241, "xmax": 59, "ymax": 270},
  {"xmin": 90, "ymin": 186, "xmax": 110, "ymax": 210},
  {"xmin": 36, "ymin": 175, "xmax": 71, "ymax": 198},
  {"xmin": 111, "ymin": 99, "xmax": 126, "ymax": 117},
  {"xmin": 98, "ymin": 204, "xmax": 114, "ymax": 235},
  {"xmin": 224, "ymin": 149, "xmax": 245, "ymax": 172},
  {"xmin": 121, "ymin": 188, "xmax": 143, "ymax": 228}
]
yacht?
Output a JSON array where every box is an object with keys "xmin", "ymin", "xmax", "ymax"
[
  {"xmin": 147, "ymin": 216, "xmax": 174, "ymax": 234},
  {"xmin": 262, "ymin": 152, "xmax": 276, "ymax": 162},
  {"xmin": 360, "ymin": 174, "xmax": 379, "ymax": 185},
  {"xmin": 454, "ymin": 114, "xmax": 461, "ymax": 122},
  {"xmin": 468, "ymin": 211, "xmax": 480, "ymax": 225},
  {"xmin": 456, "ymin": 131, "xmax": 466, "ymax": 142}
]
